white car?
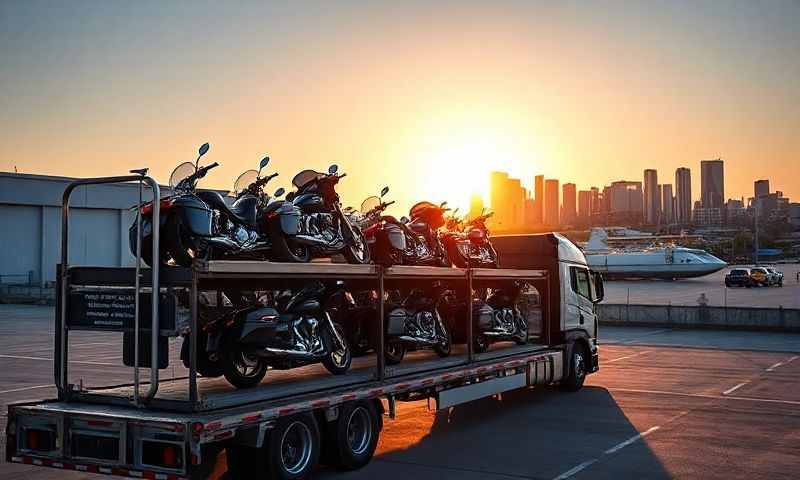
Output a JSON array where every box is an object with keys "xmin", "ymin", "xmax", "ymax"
[{"xmin": 765, "ymin": 267, "xmax": 784, "ymax": 287}]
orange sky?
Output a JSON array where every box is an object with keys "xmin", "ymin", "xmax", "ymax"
[{"xmin": 1, "ymin": 2, "xmax": 798, "ymax": 214}]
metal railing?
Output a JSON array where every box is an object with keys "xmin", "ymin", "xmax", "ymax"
[{"xmin": 58, "ymin": 173, "xmax": 161, "ymax": 406}]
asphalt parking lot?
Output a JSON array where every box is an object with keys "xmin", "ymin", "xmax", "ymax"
[
  {"xmin": 603, "ymin": 264, "xmax": 800, "ymax": 308},
  {"xmin": 1, "ymin": 305, "xmax": 799, "ymax": 479}
]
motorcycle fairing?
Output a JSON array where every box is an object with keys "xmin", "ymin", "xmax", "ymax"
[{"xmin": 292, "ymin": 193, "xmax": 325, "ymax": 212}]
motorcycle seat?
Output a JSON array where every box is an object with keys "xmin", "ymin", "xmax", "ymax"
[{"xmin": 228, "ymin": 196, "xmax": 258, "ymax": 225}]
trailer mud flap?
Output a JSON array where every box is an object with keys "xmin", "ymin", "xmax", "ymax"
[{"xmin": 436, "ymin": 373, "xmax": 527, "ymax": 409}]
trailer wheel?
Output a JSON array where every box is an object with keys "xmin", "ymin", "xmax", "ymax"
[
  {"xmin": 265, "ymin": 413, "xmax": 321, "ymax": 480},
  {"xmin": 324, "ymin": 401, "xmax": 381, "ymax": 470},
  {"xmin": 561, "ymin": 342, "xmax": 588, "ymax": 392}
]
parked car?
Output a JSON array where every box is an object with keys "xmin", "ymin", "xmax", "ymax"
[
  {"xmin": 764, "ymin": 267, "xmax": 784, "ymax": 287},
  {"xmin": 725, "ymin": 268, "xmax": 753, "ymax": 288},
  {"xmin": 749, "ymin": 267, "xmax": 770, "ymax": 287}
]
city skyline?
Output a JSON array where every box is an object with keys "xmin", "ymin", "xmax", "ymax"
[{"xmin": 487, "ymin": 155, "xmax": 796, "ymax": 230}]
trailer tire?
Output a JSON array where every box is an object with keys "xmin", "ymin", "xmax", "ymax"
[
  {"xmin": 324, "ymin": 401, "xmax": 381, "ymax": 470},
  {"xmin": 265, "ymin": 413, "xmax": 321, "ymax": 480},
  {"xmin": 561, "ymin": 342, "xmax": 588, "ymax": 392}
]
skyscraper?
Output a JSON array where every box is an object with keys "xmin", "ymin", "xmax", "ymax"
[
  {"xmin": 700, "ymin": 159, "xmax": 724, "ymax": 209},
  {"xmin": 562, "ymin": 183, "xmax": 577, "ymax": 225},
  {"xmin": 578, "ymin": 190, "xmax": 592, "ymax": 222},
  {"xmin": 544, "ymin": 179, "xmax": 559, "ymax": 226},
  {"xmin": 533, "ymin": 175, "xmax": 544, "ymax": 223},
  {"xmin": 643, "ymin": 169, "xmax": 659, "ymax": 224},
  {"xmin": 754, "ymin": 179, "xmax": 769, "ymax": 198},
  {"xmin": 675, "ymin": 167, "xmax": 692, "ymax": 224},
  {"xmin": 661, "ymin": 183, "xmax": 674, "ymax": 224}
]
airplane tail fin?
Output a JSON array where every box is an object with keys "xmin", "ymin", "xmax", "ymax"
[{"xmin": 586, "ymin": 228, "xmax": 609, "ymax": 251}]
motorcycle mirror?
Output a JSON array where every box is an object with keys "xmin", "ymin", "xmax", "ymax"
[
  {"xmin": 328, "ymin": 164, "xmax": 338, "ymax": 174},
  {"xmin": 380, "ymin": 186, "xmax": 389, "ymax": 197},
  {"xmin": 196, "ymin": 142, "xmax": 210, "ymax": 167},
  {"xmin": 259, "ymin": 156, "xmax": 270, "ymax": 173},
  {"xmin": 273, "ymin": 187, "xmax": 285, "ymax": 197},
  {"xmin": 400, "ymin": 216, "xmax": 409, "ymax": 224}
]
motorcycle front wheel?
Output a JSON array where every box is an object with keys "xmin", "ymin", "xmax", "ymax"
[
  {"xmin": 343, "ymin": 227, "xmax": 371, "ymax": 264},
  {"xmin": 322, "ymin": 322, "xmax": 352, "ymax": 375}
]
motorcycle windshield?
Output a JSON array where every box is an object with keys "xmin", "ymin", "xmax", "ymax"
[
  {"xmin": 169, "ymin": 162, "xmax": 197, "ymax": 189},
  {"xmin": 292, "ymin": 169, "xmax": 325, "ymax": 189},
  {"xmin": 234, "ymin": 169, "xmax": 258, "ymax": 195},
  {"xmin": 360, "ymin": 196, "xmax": 380, "ymax": 213}
]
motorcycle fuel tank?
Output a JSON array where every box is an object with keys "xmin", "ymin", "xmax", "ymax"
[{"xmin": 292, "ymin": 193, "xmax": 326, "ymax": 212}]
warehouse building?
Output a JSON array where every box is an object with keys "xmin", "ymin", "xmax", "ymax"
[{"xmin": 0, "ymin": 172, "xmax": 229, "ymax": 288}]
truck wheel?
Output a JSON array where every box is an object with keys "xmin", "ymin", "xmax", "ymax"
[
  {"xmin": 222, "ymin": 344, "xmax": 268, "ymax": 389},
  {"xmin": 265, "ymin": 414, "xmax": 321, "ymax": 480},
  {"xmin": 385, "ymin": 340, "xmax": 405, "ymax": 365},
  {"xmin": 324, "ymin": 401, "xmax": 381, "ymax": 470},
  {"xmin": 561, "ymin": 343, "xmax": 588, "ymax": 392}
]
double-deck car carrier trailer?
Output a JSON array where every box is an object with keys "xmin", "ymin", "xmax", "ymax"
[{"xmin": 5, "ymin": 175, "xmax": 603, "ymax": 479}]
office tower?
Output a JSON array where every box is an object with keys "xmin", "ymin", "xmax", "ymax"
[
  {"xmin": 578, "ymin": 190, "xmax": 592, "ymax": 222},
  {"xmin": 644, "ymin": 169, "xmax": 659, "ymax": 224},
  {"xmin": 533, "ymin": 175, "xmax": 544, "ymax": 223},
  {"xmin": 700, "ymin": 159, "xmax": 724, "ymax": 209},
  {"xmin": 468, "ymin": 193, "xmax": 484, "ymax": 221},
  {"xmin": 661, "ymin": 184, "xmax": 674, "ymax": 224},
  {"xmin": 544, "ymin": 179, "xmax": 559, "ymax": 226},
  {"xmin": 754, "ymin": 179, "xmax": 769, "ymax": 198},
  {"xmin": 675, "ymin": 167, "xmax": 692, "ymax": 225},
  {"xmin": 562, "ymin": 183, "xmax": 577, "ymax": 225},
  {"xmin": 490, "ymin": 171, "xmax": 527, "ymax": 230},
  {"xmin": 602, "ymin": 181, "xmax": 644, "ymax": 224}
]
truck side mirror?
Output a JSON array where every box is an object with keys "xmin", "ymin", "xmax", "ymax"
[{"xmin": 591, "ymin": 271, "xmax": 604, "ymax": 303}]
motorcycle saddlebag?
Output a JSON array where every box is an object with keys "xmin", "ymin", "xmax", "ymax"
[
  {"xmin": 384, "ymin": 223, "xmax": 407, "ymax": 251},
  {"xmin": 386, "ymin": 308, "xmax": 409, "ymax": 336},
  {"xmin": 474, "ymin": 303, "xmax": 494, "ymax": 330},
  {"xmin": 239, "ymin": 308, "xmax": 294, "ymax": 348}
]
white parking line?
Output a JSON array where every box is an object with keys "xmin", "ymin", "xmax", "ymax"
[
  {"xmin": 606, "ymin": 350, "xmax": 651, "ymax": 363},
  {"xmin": 766, "ymin": 355, "xmax": 799, "ymax": 372},
  {"xmin": 611, "ymin": 387, "xmax": 800, "ymax": 406},
  {"xmin": 552, "ymin": 426, "xmax": 661, "ymax": 479},
  {"xmin": 0, "ymin": 354, "xmax": 118, "ymax": 367},
  {"xmin": 0, "ymin": 384, "xmax": 52, "ymax": 395},
  {"xmin": 722, "ymin": 382, "xmax": 747, "ymax": 395}
]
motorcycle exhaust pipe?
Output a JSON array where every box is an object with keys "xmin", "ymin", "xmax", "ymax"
[
  {"xmin": 204, "ymin": 236, "xmax": 241, "ymax": 252},
  {"xmin": 258, "ymin": 346, "xmax": 325, "ymax": 360},
  {"xmin": 396, "ymin": 335, "xmax": 438, "ymax": 345}
]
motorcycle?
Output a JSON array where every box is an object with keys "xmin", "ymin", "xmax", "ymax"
[
  {"xmin": 188, "ymin": 282, "xmax": 352, "ymax": 389},
  {"xmin": 358, "ymin": 188, "xmax": 412, "ymax": 266},
  {"xmin": 384, "ymin": 284, "xmax": 453, "ymax": 364},
  {"xmin": 400, "ymin": 200, "xmax": 451, "ymax": 267},
  {"xmin": 275, "ymin": 165, "xmax": 370, "ymax": 264},
  {"xmin": 468, "ymin": 283, "xmax": 529, "ymax": 353},
  {"xmin": 441, "ymin": 208, "xmax": 499, "ymax": 268},
  {"xmin": 129, "ymin": 145, "xmax": 299, "ymax": 266}
]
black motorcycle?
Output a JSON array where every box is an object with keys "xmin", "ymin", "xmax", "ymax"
[
  {"xmin": 130, "ymin": 145, "xmax": 299, "ymax": 266},
  {"xmin": 384, "ymin": 285, "xmax": 452, "ymax": 364},
  {"xmin": 470, "ymin": 283, "xmax": 529, "ymax": 353},
  {"xmin": 190, "ymin": 282, "xmax": 352, "ymax": 389},
  {"xmin": 399, "ymin": 201, "xmax": 451, "ymax": 267},
  {"xmin": 275, "ymin": 165, "xmax": 370, "ymax": 264}
]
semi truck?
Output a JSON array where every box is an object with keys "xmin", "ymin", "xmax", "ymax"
[{"xmin": 5, "ymin": 175, "xmax": 604, "ymax": 479}]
